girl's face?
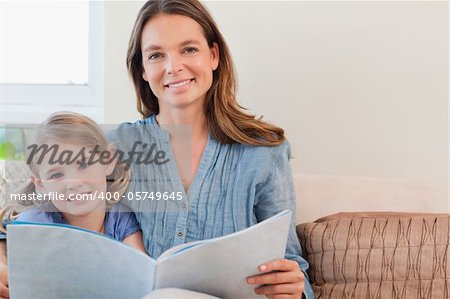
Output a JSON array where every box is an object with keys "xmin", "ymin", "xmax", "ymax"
[
  {"xmin": 140, "ymin": 13, "xmax": 219, "ymax": 112},
  {"xmin": 32, "ymin": 142, "xmax": 114, "ymax": 217}
]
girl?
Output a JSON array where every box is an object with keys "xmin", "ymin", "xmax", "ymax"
[{"xmin": 0, "ymin": 112, "xmax": 146, "ymax": 253}]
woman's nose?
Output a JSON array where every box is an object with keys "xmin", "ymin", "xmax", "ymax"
[{"xmin": 165, "ymin": 54, "xmax": 183, "ymax": 75}]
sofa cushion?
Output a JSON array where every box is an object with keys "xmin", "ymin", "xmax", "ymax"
[{"xmin": 297, "ymin": 212, "xmax": 450, "ymax": 298}]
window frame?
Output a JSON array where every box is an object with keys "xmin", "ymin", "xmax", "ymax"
[{"xmin": 0, "ymin": 2, "xmax": 104, "ymax": 123}]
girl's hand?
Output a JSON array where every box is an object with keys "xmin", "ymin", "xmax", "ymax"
[
  {"xmin": 0, "ymin": 264, "xmax": 9, "ymax": 299},
  {"xmin": 247, "ymin": 259, "xmax": 304, "ymax": 299}
]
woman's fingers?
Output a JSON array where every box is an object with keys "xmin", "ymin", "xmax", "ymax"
[
  {"xmin": 255, "ymin": 282, "xmax": 303, "ymax": 295},
  {"xmin": 247, "ymin": 259, "xmax": 304, "ymax": 299},
  {"xmin": 259, "ymin": 259, "xmax": 297, "ymax": 273},
  {"xmin": 247, "ymin": 270, "xmax": 303, "ymax": 285}
]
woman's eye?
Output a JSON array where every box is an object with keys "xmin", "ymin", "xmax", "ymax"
[
  {"xmin": 184, "ymin": 47, "xmax": 198, "ymax": 54},
  {"xmin": 49, "ymin": 173, "xmax": 63, "ymax": 180},
  {"xmin": 148, "ymin": 52, "xmax": 162, "ymax": 60}
]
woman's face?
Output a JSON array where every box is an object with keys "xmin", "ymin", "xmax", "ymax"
[{"xmin": 140, "ymin": 13, "xmax": 219, "ymax": 112}]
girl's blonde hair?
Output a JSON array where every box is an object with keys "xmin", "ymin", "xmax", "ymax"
[
  {"xmin": 0, "ymin": 112, "xmax": 131, "ymax": 232},
  {"xmin": 127, "ymin": 0, "xmax": 285, "ymax": 146}
]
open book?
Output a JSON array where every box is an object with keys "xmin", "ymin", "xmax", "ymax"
[{"xmin": 7, "ymin": 210, "xmax": 291, "ymax": 299}]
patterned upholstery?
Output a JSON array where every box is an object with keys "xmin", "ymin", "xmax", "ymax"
[{"xmin": 297, "ymin": 212, "xmax": 450, "ymax": 299}]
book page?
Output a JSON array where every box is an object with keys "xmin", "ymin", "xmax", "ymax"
[
  {"xmin": 143, "ymin": 288, "xmax": 221, "ymax": 299},
  {"xmin": 157, "ymin": 239, "xmax": 210, "ymax": 260},
  {"xmin": 7, "ymin": 223, "xmax": 156, "ymax": 299},
  {"xmin": 155, "ymin": 210, "xmax": 291, "ymax": 299}
]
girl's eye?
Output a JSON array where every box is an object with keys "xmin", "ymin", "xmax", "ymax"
[
  {"xmin": 148, "ymin": 52, "xmax": 162, "ymax": 60},
  {"xmin": 184, "ymin": 47, "xmax": 198, "ymax": 54},
  {"xmin": 49, "ymin": 173, "xmax": 63, "ymax": 180},
  {"xmin": 78, "ymin": 162, "xmax": 89, "ymax": 170}
]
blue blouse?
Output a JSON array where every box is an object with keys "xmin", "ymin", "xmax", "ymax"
[{"xmin": 109, "ymin": 115, "xmax": 314, "ymax": 298}]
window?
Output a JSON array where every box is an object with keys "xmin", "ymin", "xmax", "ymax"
[{"xmin": 0, "ymin": 1, "xmax": 104, "ymax": 123}]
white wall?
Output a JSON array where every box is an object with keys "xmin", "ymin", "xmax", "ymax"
[
  {"xmin": 104, "ymin": 1, "xmax": 144, "ymax": 124},
  {"xmin": 104, "ymin": 1, "xmax": 448, "ymax": 187}
]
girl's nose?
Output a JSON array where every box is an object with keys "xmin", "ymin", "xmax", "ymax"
[
  {"xmin": 165, "ymin": 54, "xmax": 183, "ymax": 75},
  {"xmin": 66, "ymin": 178, "xmax": 83, "ymax": 191}
]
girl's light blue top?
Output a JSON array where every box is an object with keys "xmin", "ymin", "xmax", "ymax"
[
  {"xmin": 109, "ymin": 115, "xmax": 314, "ymax": 298},
  {"xmin": 3, "ymin": 203, "xmax": 140, "ymax": 242}
]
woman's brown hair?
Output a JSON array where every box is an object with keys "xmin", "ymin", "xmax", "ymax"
[{"xmin": 127, "ymin": 0, "xmax": 285, "ymax": 146}]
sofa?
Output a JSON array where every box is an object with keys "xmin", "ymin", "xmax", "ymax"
[
  {"xmin": 1, "ymin": 162, "xmax": 449, "ymax": 298},
  {"xmin": 293, "ymin": 174, "xmax": 449, "ymax": 299}
]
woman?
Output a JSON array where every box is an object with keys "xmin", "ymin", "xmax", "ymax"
[{"xmin": 119, "ymin": 0, "xmax": 314, "ymax": 298}]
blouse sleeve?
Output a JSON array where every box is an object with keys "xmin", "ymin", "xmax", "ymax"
[
  {"xmin": 106, "ymin": 203, "xmax": 141, "ymax": 241},
  {"xmin": 254, "ymin": 141, "xmax": 314, "ymax": 299}
]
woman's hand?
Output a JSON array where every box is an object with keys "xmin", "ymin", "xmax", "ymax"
[{"xmin": 247, "ymin": 259, "xmax": 304, "ymax": 299}]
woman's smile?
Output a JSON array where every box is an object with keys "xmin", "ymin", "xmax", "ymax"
[{"xmin": 165, "ymin": 78, "xmax": 195, "ymax": 91}]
